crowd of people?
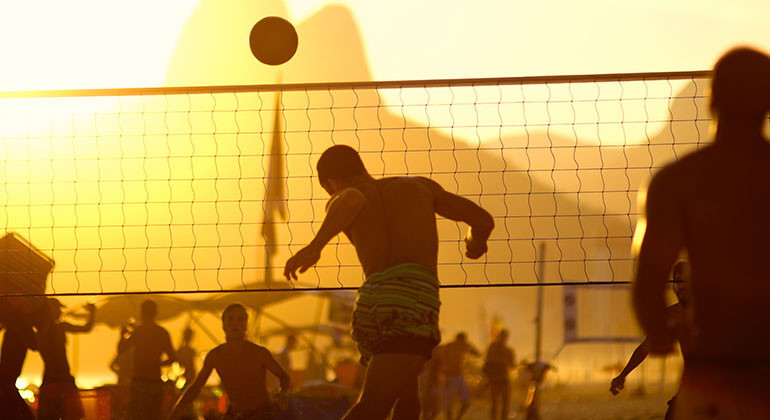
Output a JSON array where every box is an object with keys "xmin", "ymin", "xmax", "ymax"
[{"xmin": 1, "ymin": 45, "xmax": 770, "ymax": 420}]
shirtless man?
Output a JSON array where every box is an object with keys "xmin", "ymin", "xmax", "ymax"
[
  {"xmin": 484, "ymin": 329, "xmax": 516, "ymax": 420},
  {"xmin": 36, "ymin": 299, "xmax": 96, "ymax": 420},
  {"xmin": 119, "ymin": 300, "xmax": 176, "ymax": 420},
  {"xmin": 612, "ymin": 262, "xmax": 692, "ymax": 420},
  {"xmin": 441, "ymin": 332, "xmax": 481, "ymax": 420},
  {"xmin": 284, "ymin": 145, "xmax": 494, "ymax": 420},
  {"xmin": 167, "ymin": 303, "xmax": 290, "ymax": 420},
  {"xmin": 632, "ymin": 47, "xmax": 770, "ymax": 419}
]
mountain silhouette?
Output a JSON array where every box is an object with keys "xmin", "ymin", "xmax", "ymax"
[{"xmin": 161, "ymin": 2, "xmax": 713, "ymax": 289}]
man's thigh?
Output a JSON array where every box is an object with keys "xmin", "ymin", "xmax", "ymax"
[{"xmin": 359, "ymin": 353, "xmax": 427, "ymax": 407}]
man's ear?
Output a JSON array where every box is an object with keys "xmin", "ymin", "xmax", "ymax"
[{"xmin": 327, "ymin": 178, "xmax": 345, "ymax": 193}]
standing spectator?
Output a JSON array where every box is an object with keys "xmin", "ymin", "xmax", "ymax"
[
  {"xmin": 119, "ymin": 300, "xmax": 176, "ymax": 420},
  {"xmin": 483, "ymin": 329, "xmax": 515, "ymax": 420}
]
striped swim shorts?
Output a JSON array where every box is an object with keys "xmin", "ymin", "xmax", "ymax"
[{"xmin": 351, "ymin": 263, "xmax": 441, "ymax": 365}]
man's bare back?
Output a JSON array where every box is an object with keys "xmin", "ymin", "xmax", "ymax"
[
  {"xmin": 639, "ymin": 141, "xmax": 770, "ymax": 360},
  {"xmin": 339, "ymin": 177, "xmax": 445, "ymax": 276}
]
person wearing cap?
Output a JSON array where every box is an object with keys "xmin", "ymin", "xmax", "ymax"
[{"xmin": 36, "ymin": 298, "xmax": 96, "ymax": 420}]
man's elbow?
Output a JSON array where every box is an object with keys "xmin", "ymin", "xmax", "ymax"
[{"xmin": 476, "ymin": 212, "xmax": 495, "ymax": 235}]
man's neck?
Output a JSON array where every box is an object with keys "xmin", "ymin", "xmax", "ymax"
[
  {"xmin": 715, "ymin": 118, "xmax": 766, "ymax": 145},
  {"xmin": 344, "ymin": 174, "xmax": 375, "ymax": 186}
]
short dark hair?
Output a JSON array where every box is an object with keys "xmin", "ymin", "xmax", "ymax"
[
  {"xmin": 141, "ymin": 300, "xmax": 157, "ymax": 319},
  {"xmin": 711, "ymin": 47, "xmax": 770, "ymax": 119},
  {"xmin": 222, "ymin": 303, "xmax": 247, "ymax": 322},
  {"xmin": 316, "ymin": 145, "xmax": 368, "ymax": 184}
]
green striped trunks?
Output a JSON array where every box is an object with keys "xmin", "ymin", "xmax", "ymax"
[{"xmin": 351, "ymin": 263, "xmax": 441, "ymax": 365}]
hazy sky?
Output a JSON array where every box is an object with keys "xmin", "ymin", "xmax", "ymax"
[{"xmin": 1, "ymin": 0, "xmax": 768, "ymax": 89}]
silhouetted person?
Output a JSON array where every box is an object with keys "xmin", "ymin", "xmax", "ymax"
[
  {"xmin": 522, "ymin": 360, "xmax": 553, "ymax": 420},
  {"xmin": 119, "ymin": 300, "xmax": 176, "ymax": 420},
  {"xmin": 110, "ymin": 322, "xmax": 135, "ymax": 420},
  {"xmin": 633, "ymin": 47, "xmax": 770, "ymax": 419},
  {"xmin": 0, "ymin": 302, "xmax": 38, "ymax": 420},
  {"xmin": 36, "ymin": 299, "xmax": 95, "ymax": 420},
  {"xmin": 110, "ymin": 323, "xmax": 135, "ymax": 384},
  {"xmin": 167, "ymin": 303, "xmax": 290, "ymax": 420},
  {"xmin": 441, "ymin": 332, "xmax": 480, "ymax": 420},
  {"xmin": 175, "ymin": 328, "xmax": 197, "ymax": 420},
  {"xmin": 483, "ymin": 329, "xmax": 516, "ymax": 420},
  {"xmin": 284, "ymin": 145, "xmax": 494, "ymax": 420},
  {"xmin": 612, "ymin": 262, "xmax": 692, "ymax": 420}
]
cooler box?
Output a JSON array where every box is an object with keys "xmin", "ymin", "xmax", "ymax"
[{"xmin": 0, "ymin": 232, "xmax": 54, "ymax": 313}]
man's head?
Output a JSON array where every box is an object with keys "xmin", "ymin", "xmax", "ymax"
[
  {"xmin": 222, "ymin": 303, "xmax": 248, "ymax": 340},
  {"xmin": 455, "ymin": 332, "xmax": 467, "ymax": 343},
  {"xmin": 496, "ymin": 329, "xmax": 509, "ymax": 343},
  {"xmin": 316, "ymin": 145, "xmax": 369, "ymax": 194},
  {"xmin": 140, "ymin": 299, "xmax": 158, "ymax": 322},
  {"xmin": 710, "ymin": 47, "xmax": 770, "ymax": 121},
  {"xmin": 182, "ymin": 328, "xmax": 194, "ymax": 344}
]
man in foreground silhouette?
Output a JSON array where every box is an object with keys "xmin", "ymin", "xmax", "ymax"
[
  {"xmin": 633, "ymin": 47, "xmax": 770, "ymax": 419},
  {"xmin": 284, "ymin": 145, "xmax": 494, "ymax": 420}
]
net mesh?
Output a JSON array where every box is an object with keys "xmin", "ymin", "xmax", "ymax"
[{"xmin": 0, "ymin": 72, "xmax": 712, "ymax": 295}]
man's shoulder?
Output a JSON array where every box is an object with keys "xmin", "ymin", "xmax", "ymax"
[
  {"xmin": 653, "ymin": 145, "xmax": 719, "ymax": 182},
  {"xmin": 137, "ymin": 323, "xmax": 172, "ymax": 339},
  {"xmin": 376, "ymin": 176, "xmax": 436, "ymax": 190}
]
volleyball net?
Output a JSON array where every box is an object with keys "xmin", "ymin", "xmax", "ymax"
[{"xmin": 0, "ymin": 72, "xmax": 712, "ymax": 296}]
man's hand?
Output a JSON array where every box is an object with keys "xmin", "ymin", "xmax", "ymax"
[
  {"xmin": 85, "ymin": 303, "xmax": 96, "ymax": 314},
  {"xmin": 609, "ymin": 375, "xmax": 625, "ymax": 395},
  {"xmin": 284, "ymin": 245, "xmax": 322, "ymax": 281},
  {"xmin": 274, "ymin": 391, "xmax": 289, "ymax": 411},
  {"xmin": 464, "ymin": 234, "xmax": 488, "ymax": 259}
]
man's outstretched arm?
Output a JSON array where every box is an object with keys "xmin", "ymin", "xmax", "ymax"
[
  {"xmin": 61, "ymin": 304, "xmax": 96, "ymax": 333},
  {"xmin": 610, "ymin": 339, "xmax": 649, "ymax": 395},
  {"xmin": 167, "ymin": 352, "xmax": 215, "ymax": 420},
  {"xmin": 284, "ymin": 188, "xmax": 365, "ymax": 280},
  {"xmin": 632, "ymin": 173, "xmax": 683, "ymax": 355},
  {"xmin": 422, "ymin": 178, "xmax": 494, "ymax": 259}
]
